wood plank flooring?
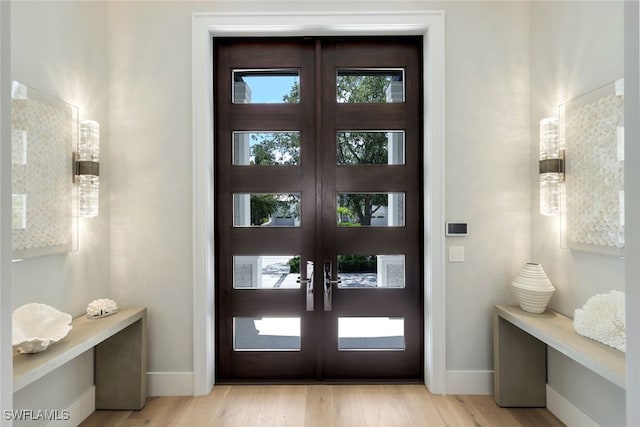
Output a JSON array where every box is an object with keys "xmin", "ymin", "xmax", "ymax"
[{"xmin": 80, "ymin": 385, "xmax": 565, "ymax": 427}]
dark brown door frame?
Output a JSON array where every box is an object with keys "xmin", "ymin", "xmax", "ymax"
[{"xmin": 214, "ymin": 37, "xmax": 423, "ymax": 382}]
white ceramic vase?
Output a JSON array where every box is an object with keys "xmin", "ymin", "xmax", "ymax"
[{"xmin": 512, "ymin": 263, "xmax": 555, "ymax": 314}]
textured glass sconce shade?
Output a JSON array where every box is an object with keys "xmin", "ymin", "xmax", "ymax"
[
  {"xmin": 77, "ymin": 120, "xmax": 100, "ymax": 217},
  {"xmin": 539, "ymin": 172, "xmax": 560, "ymax": 216},
  {"xmin": 539, "ymin": 117, "xmax": 563, "ymax": 215}
]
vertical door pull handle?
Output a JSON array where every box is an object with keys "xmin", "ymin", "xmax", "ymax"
[
  {"xmin": 323, "ymin": 260, "xmax": 334, "ymax": 311},
  {"xmin": 306, "ymin": 261, "xmax": 314, "ymax": 311},
  {"xmin": 296, "ymin": 261, "xmax": 314, "ymax": 311}
]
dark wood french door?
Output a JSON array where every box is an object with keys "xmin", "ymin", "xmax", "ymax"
[{"xmin": 214, "ymin": 37, "xmax": 423, "ymax": 381}]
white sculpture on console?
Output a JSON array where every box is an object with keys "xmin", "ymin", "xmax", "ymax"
[
  {"xmin": 574, "ymin": 290, "xmax": 626, "ymax": 352},
  {"xmin": 12, "ymin": 303, "xmax": 72, "ymax": 353},
  {"xmin": 86, "ymin": 298, "xmax": 118, "ymax": 318}
]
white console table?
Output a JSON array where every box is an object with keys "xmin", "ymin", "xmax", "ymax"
[
  {"xmin": 13, "ymin": 307, "xmax": 147, "ymax": 410},
  {"xmin": 493, "ymin": 305, "xmax": 625, "ymax": 407}
]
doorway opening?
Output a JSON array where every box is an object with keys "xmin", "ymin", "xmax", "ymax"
[{"xmin": 214, "ymin": 37, "xmax": 423, "ymax": 381}]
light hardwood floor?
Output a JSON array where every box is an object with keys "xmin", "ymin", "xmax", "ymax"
[{"xmin": 80, "ymin": 385, "xmax": 565, "ymax": 427}]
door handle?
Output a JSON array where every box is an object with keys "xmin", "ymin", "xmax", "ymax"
[
  {"xmin": 297, "ymin": 261, "xmax": 314, "ymax": 311},
  {"xmin": 323, "ymin": 261, "xmax": 332, "ymax": 311},
  {"xmin": 323, "ymin": 260, "xmax": 341, "ymax": 311}
]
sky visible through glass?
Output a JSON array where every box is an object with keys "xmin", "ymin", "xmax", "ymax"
[{"xmin": 243, "ymin": 76, "xmax": 298, "ymax": 103}]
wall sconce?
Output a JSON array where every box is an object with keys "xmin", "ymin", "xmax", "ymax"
[
  {"xmin": 539, "ymin": 117, "xmax": 564, "ymax": 215},
  {"xmin": 74, "ymin": 120, "xmax": 100, "ymax": 217}
]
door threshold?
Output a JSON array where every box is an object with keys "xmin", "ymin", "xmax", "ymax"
[{"xmin": 215, "ymin": 379, "xmax": 425, "ymax": 386}]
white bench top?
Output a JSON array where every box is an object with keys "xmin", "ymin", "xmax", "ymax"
[
  {"xmin": 495, "ymin": 305, "xmax": 625, "ymax": 389},
  {"xmin": 13, "ymin": 307, "xmax": 146, "ymax": 392}
]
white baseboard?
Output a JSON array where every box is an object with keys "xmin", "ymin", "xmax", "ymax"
[
  {"xmin": 147, "ymin": 372, "xmax": 194, "ymax": 396},
  {"xmin": 44, "ymin": 385, "xmax": 95, "ymax": 427},
  {"xmin": 42, "ymin": 373, "xmax": 194, "ymax": 426},
  {"xmin": 445, "ymin": 370, "xmax": 494, "ymax": 395},
  {"xmin": 546, "ymin": 385, "xmax": 600, "ymax": 427}
]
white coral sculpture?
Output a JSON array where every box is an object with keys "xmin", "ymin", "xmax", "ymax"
[
  {"xmin": 86, "ymin": 298, "xmax": 119, "ymax": 318},
  {"xmin": 574, "ymin": 290, "xmax": 626, "ymax": 352}
]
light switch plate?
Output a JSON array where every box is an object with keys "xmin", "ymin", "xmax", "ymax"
[{"xmin": 449, "ymin": 246, "xmax": 465, "ymax": 263}]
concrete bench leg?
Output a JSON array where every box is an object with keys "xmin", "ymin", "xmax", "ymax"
[
  {"xmin": 494, "ymin": 314, "xmax": 546, "ymax": 407},
  {"xmin": 95, "ymin": 315, "xmax": 147, "ymax": 410}
]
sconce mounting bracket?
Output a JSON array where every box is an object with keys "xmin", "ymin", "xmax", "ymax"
[
  {"xmin": 72, "ymin": 151, "xmax": 100, "ymax": 182},
  {"xmin": 76, "ymin": 161, "xmax": 100, "ymax": 177},
  {"xmin": 539, "ymin": 149, "xmax": 565, "ymax": 181}
]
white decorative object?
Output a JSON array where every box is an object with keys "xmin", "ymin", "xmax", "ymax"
[
  {"xmin": 574, "ymin": 290, "xmax": 626, "ymax": 352},
  {"xmin": 511, "ymin": 263, "xmax": 555, "ymax": 314},
  {"xmin": 11, "ymin": 81, "xmax": 78, "ymax": 259},
  {"xmin": 562, "ymin": 80, "xmax": 624, "ymax": 255},
  {"xmin": 12, "ymin": 303, "xmax": 72, "ymax": 353},
  {"xmin": 86, "ymin": 298, "xmax": 118, "ymax": 319}
]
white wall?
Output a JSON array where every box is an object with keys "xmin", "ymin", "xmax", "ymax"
[
  {"xmin": 530, "ymin": 1, "xmax": 625, "ymax": 316},
  {"xmin": 11, "ymin": 1, "xmax": 111, "ymax": 316},
  {"xmin": 9, "ymin": 1, "xmax": 110, "ymax": 424},
  {"xmin": 108, "ymin": 0, "xmax": 530, "ymax": 395},
  {"xmin": 530, "ymin": 2, "xmax": 626, "ymax": 426},
  {"xmin": 1, "ymin": 2, "xmax": 14, "ymax": 424},
  {"xmin": 439, "ymin": 1, "xmax": 530, "ymax": 391},
  {"xmin": 108, "ymin": 1, "xmax": 195, "ymax": 386}
]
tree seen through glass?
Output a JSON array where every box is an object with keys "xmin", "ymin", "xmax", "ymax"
[{"xmin": 249, "ymin": 74, "xmax": 397, "ymax": 226}]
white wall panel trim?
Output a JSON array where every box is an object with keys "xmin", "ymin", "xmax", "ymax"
[
  {"xmin": 147, "ymin": 372, "xmax": 194, "ymax": 397},
  {"xmin": 192, "ymin": 8, "xmax": 446, "ymax": 395},
  {"xmin": 624, "ymin": 1, "xmax": 640, "ymax": 425},
  {"xmin": 445, "ymin": 370, "xmax": 493, "ymax": 395},
  {"xmin": 43, "ymin": 386, "xmax": 95, "ymax": 427},
  {"xmin": 547, "ymin": 385, "xmax": 600, "ymax": 427},
  {"xmin": 0, "ymin": 1, "xmax": 13, "ymax": 423}
]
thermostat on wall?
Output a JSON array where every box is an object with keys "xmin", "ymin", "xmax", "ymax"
[{"xmin": 445, "ymin": 222, "xmax": 468, "ymax": 236}]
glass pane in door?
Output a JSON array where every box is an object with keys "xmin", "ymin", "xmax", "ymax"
[
  {"xmin": 337, "ymin": 131, "xmax": 405, "ymax": 165},
  {"xmin": 234, "ymin": 193, "xmax": 301, "ymax": 227},
  {"xmin": 337, "ymin": 255, "xmax": 405, "ymax": 288},
  {"xmin": 233, "ymin": 69, "xmax": 300, "ymax": 104},
  {"xmin": 233, "ymin": 131, "xmax": 300, "ymax": 166},
  {"xmin": 337, "ymin": 193, "xmax": 405, "ymax": 227},
  {"xmin": 336, "ymin": 69, "xmax": 405, "ymax": 103},
  {"xmin": 338, "ymin": 317, "xmax": 405, "ymax": 350},
  {"xmin": 234, "ymin": 317, "xmax": 301, "ymax": 351},
  {"xmin": 233, "ymin": 255, "xmax": 301, "ymax": 289}
]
